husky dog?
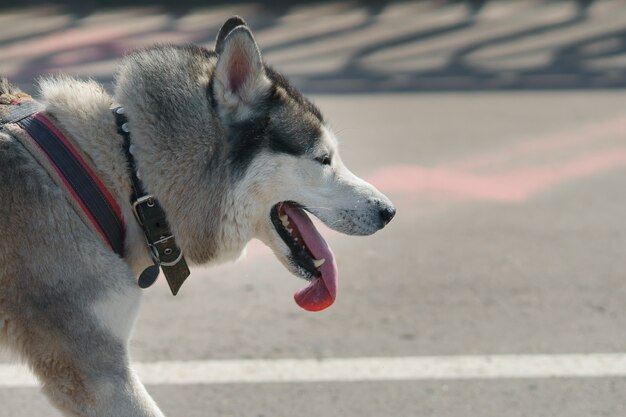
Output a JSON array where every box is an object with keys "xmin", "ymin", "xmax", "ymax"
[{"xmin": 0, "ymin": 16, "xmax": 395, "ymax": 416}]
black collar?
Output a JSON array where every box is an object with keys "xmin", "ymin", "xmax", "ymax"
[{"xmin": 112, "ymin": 106, "xmax": 190, "ymax": 295}]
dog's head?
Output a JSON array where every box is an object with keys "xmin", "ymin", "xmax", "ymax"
[{"xmin": 115, "ymin": 17, "xmax": 395, "ymax": 311}]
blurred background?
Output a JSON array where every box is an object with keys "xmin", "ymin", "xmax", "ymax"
[
  {"xmin": 2, "ymin": 0, "xmax": 626, "ymax": 93},
  {"xmin": 1, "ymin": 0, "xmax": 626, "ymax": 416}
]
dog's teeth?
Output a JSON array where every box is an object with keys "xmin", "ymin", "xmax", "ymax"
[
  {"xmin": 279, "ymin": 214, "xmax": 288, "ymax": 222},
  {"xmin": 313, "ymin": 258, "xmax": 326, "ymax": 268},
  {"xmin": 286, "ymin": 227, "xmax": 293, "ymax": 234}
]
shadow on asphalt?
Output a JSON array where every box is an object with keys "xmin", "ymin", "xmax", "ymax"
[{"xmin": 1, "ymin": 0, "xmax": 625, "ymax": 93}]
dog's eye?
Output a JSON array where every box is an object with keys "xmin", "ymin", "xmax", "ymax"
[{"xmin": 316, "ymin": 155, "xmax": 332, "ymax": 166}]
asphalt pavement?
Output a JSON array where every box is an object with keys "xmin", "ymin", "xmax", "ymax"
[{"xmin": 1, "ymin": 1, "xmax": 626, "ymax": 416}]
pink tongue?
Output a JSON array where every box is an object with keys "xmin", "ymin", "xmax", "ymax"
[
  {"xmin": 282, "ymin": 204, "xmax": 338, "ymax": 312},
  {"xmin": 293, "ymin": 255, "xmax": 338, "ymax": 312}
]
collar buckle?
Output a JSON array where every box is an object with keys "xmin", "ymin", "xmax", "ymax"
[
  {"xmin": 113, "ymin": 106, "xmax": 190, "ymax": 295},
  {"xmin": 131, "ymin": 194, "xmax": 155, "ymax": 226},
  {"xmin": 150, "ymin": 234, "xmax": 184, "ymax": 267}
]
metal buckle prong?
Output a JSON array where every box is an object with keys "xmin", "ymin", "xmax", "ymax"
[
  {"xmin": 154, "ymin": 234, "xmax": 174, "ymax": 245},
  {"xmin": 131, "ymin": 194, "xmax": 155, "ymax": 226}
]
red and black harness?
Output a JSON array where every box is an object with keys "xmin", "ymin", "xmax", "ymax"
[{"xmin": 1, "ymin": 100, "xmax": 190, "ymax": 294}]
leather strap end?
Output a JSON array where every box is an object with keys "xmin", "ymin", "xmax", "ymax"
[{"xmin": 162, "ymin": 258, "xmax": 191, "ymax": 296}]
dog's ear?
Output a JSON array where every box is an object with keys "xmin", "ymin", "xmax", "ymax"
[
  {"xmin": 215, "ymin": 16, "xmax": 248, "ymax": 54},
  {"xmin": 213, "ymin": 25, "xmax": 270, "ymax": 119}
]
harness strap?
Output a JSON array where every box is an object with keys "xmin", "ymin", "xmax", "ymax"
[
  {"xmin": 2, "ymin": 100, "xmax": 126, "ymax": 258},
  {"xmin": 16, "ymin": 114, "xmax": 126, "ymax": 256},
  {"xmin": 1, "ymin": 100, "xmax": 45, "ymax": 124}
]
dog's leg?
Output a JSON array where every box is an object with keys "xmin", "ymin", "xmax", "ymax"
[
  {"xmin": 5, "ymin": 285, "xmax": 165, "ymax": 417},
  {"xmin": 41, "ymin": 362, "xmax": 165, "ymax": 417}
]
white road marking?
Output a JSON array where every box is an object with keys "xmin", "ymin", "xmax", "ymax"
[{"xmin": 2, "ymin": 354, "xmax": 626, "ymax": 387}]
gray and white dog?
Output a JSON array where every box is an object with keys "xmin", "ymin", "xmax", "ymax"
[{"xmin": 0, "ymin": 16, "xmax": 395, "ymax": 416}]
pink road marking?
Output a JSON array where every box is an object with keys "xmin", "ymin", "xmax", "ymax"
[
  {"xmin": 367, "ymin": 148, "xmax": 626, "ymax": 203},
  {"xmin": 501, "ymin": 147, "xmax": 626, "ymax": 201},
  {"xmin": 451, "ymin": 116, "xmax": 626, "ymax": 172},
  {"xmin": 365, "ymin": 166, "xmax": 508, "ymax": 202},
  {"xmin": 368, "ymin": 115, "xmax": 626, "ymax": 203},
  {"xmin": 366, "ymin": 165, "xmax": 519, "ymax": 201}
]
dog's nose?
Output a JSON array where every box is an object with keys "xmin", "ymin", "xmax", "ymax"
[{"xmin": 379, "ymin": 205, "xmax": 396, "ymax": 226}]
